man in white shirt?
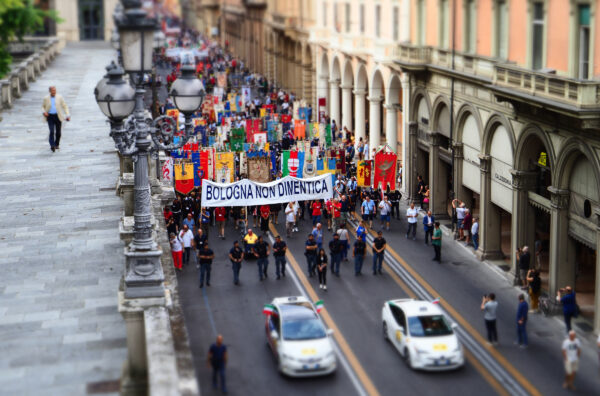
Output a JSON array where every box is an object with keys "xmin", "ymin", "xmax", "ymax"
[
  {"xmin": 406, "ymin": 203, "xmax": 418, "ymax": 240},
  {"xmin": 378, "ymin": 196, "xmax": 392, "ymax": 231},
  {"xmin": 179, "ymin": 225, "xmax": 194, "ymax": 266},
  {"xmin": 364, "ymin": 141, "xmax": 370, "ymax": 160},
  {"xmin": 562, "ymin": 330, "xmax": 581, "ymax": 390},
  {"xmin": 285, "ymin": 202, "xmax": 296, "ymax": 237}
]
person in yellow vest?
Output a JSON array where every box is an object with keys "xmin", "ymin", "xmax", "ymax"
[{"xmin": 42, "ymin": 86, "xmax": 70, "ymax": 152}]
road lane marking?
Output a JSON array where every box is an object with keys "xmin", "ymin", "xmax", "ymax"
[
  {"xmin": 201, "ymin": 287, "xmax": 219, "ymax": 337},
  {"xmin": 268, "ymin": 224, "xmax": 379, "ymax": 396},
  {"xmin": 351, "ymin": 217, "xmax": 541, "ymax": 396}
]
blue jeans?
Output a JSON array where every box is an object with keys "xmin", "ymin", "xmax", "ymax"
[
  {"xmin": 257, "ymin": 257, "xmax": 268, "ymax": 279},
  {"xmin": 331, "ymin": 253, "xmax": 342, "ymax": 274},
  {"xmin": 372, "ymin": 252, "xmax": 384, "ymax": 273},
  {"xmin": 312, "ymin": 215, "xmax": 321, "ymax": 225},
  {"xmin": 354, "ymin": 255, "xmax": 364, "ymax": 274},
  {"xmin": 341, "ymin": 240, "xmax": 349, "ymax": 260},
  {"xmin": 472, "ymin": 233, "xmax": 479, "ymax": 250},
  {"xmin": 516, "ymin": 322, "xmax": 528, "ymax": 345},
  {"xmin": 406, "ymin": 223, "xmax": 417, "ymax": 238},
  {"xmin": 199, "ymin": 263, "xmax": 211, "ymax": 285},
  {"xmin": 306, "ymin": 255, "xmax": 317, "ymax": 275},
  {"xmin": 231, "ymin": 260, "xmax": 241, "ymax": 283},
  {"xmin": 275, "ymin": 256, "xmax": 286, "ymax": 277},
  {"xmin": 47, "ymin": 114, "xmax": 61, "ymax": 148},
  {"xmin": 212, "ymin": 366, "xmax": 226, "ymax": 392}
]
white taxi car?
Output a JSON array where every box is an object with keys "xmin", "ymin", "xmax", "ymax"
[
  {"xmin": 264, "ymin": 296, "xmax": 336, "ymax": 377},
  {"xmin": 382, "ymin": 299, "xmax": 464, "ymax": 371}
]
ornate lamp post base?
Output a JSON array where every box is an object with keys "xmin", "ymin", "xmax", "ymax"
[{"xmin": 124, "ymin": 247, "xmax": 165, "ymax": 298}]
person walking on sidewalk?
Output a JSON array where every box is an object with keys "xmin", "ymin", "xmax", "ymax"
[
  {"xmin": 378, "ymin": 196, "xmax": 392, "ymax": 231},
  {"xmin": 471, "ymin": 217, "xmax": 479, "ymax": 251},
  {"xmin": 169, "ymin": 232, "xmax": 183, "ymax": 271},
  {"xmin": 229, "ymin": 241, "xmax": 244, "ymax": 285},
  {"xmin": 252, "ymin": 235, "xmax": 270, "ymax": 281},
  {"xmin": 527, "ymin": 269, "xmax": 542, "ymax": 312},
  {"xmin": 207, "ymin": 335, "xmax": 228, "ymax": 394},
  {"xmin": 516, "ymin": 246, "xmax": 531, "ymax": 288},
  {"xmin": 179, "ymin": 225, "xmax": 194, "ymax": 266},
  {"xmin": 272, "ymin": 235, "xmax": 287, "ymax": 279},
  {"xmin": 481, "ymin": 293, "xmax": 498, "ymax": 345},
  {"xmin": 562, "ymin": 330, "xmax": 581, "ymax": 390},
  {"xmin": 198, "ymin": 242, "xmax": 215, "ymax": 288},
  {"xmin": 423, "ymin": 211, "xmax": 435, "ymax": 245},
  {"xmin": 557, "ymin": 286, "xmax": 578, "ymax": 333},
  {"xmin": 317, "ymin": 248, "xmax": 328, "ymax": 290},
  {"xmin": 361, "ymin": 196, "xmax": 375, "ymax": 229},
  {"xmin": 285, "ymin": 202, "xmax": 296, "ymax": 237},
  {"xmin": 372, "ymin": 230, "xmax": 386, "ymax": 275},
  {"xmin": 406, "ymin": 202, "xmax": 418, "ymax": 240},
  {"xmin": 431, "ymin": 222, "xmax": 442, "ymax": 262},
  {"xmin": 42, "ymin": 86, "xmax": 70, "ymax": 152},
  {"xmin": 515, "ymin": 294, "xmax": 529, "ymax": 348}
]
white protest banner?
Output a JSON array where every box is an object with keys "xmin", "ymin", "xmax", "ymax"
[{"xmin": 201, "ymin": 174, "xmax": 333, "ymax": 207}]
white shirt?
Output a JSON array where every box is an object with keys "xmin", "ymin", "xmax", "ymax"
[
  {"xmin": 179, "ymin": 230, "xmax": 194, "ymax": 248},
  {"xmin": 337, "ymin": 228, "xmax": 349, "ymax": 241},
  {"xmin": 364, "ymin": 144, "xmax": 370, "ymax": 159},
  {"xmin": 406, "ymin": 208, "xmax": 418, "ymax": 224},
  {"xmin": 170, "ymin": 237, "xmax": 182, "ymax": 252},
  {"xmin": 456, "ymin": 207, "xmax": 466, "ymax": 220},
  {"xmin": 285, "ymin": 205, "xmax": 296, "ymax": 222},
  {"xmin": 471, "ymin": 222, "xmax": 479, "ymax": 235},
  {"xmin": 562, "ymin": 338, "xmax": 581, "ymax": 362},
  {"xmin": 379, "ymin": 200, "xmax": 391, "ymax": 215}
]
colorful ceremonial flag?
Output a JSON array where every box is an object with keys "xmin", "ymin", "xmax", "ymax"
[
  {"xmin": 281, "ymin": 150, "xmax": 301, "ymax": 177},
  {"xmin": 161, "ymin": 157, "xmax": 173, "ymax": 181},
  {"xmin": 166, "ymin": 109, "xmax": 179, "ymax": 130},
  {"xmin": 263, "ymin": 304, "xmax": 276, "ymax": 316},
  {"xmin": 248, "ymin": 157, "xmax": 271, "ymax": 183},
  {"xmin": 281, "ymin": 114, "xmax": 292, "ymax": 124},
  {"xmin": 174, "ymin": 163, "xmax": 194, "ymax": 194},
  {"xmin": 373, "ymin": 151, "xmax": 398, "ymax": 190},
  {"xmin": 215, "ymin": 152, "xmax": 235, "ymax": 183},
  {"xmin": 325, "ymin": 124, "xmax": 332, "ymax": 147},
  {"xmin": 330, "ymin": 149, "xmax": 346, "ymax": 174},
  {"xmin": 260, "ymin": 107, "xmax": 267, "ymax": 118},
  {"xmin": 357, "ymin": 160, "xmax": 372, "ymax": 187},
  {"xmin": 231, "ymin": 128, "xmax": 245, "ymax": 152},
  {"xmin": 303, "ymin": 147, "xmax": 317, "ymax": 178},
  {"xmin": 254, "ymin": 132, "xmax": 267, "ymax": 144},
  {"xmin": 294, "ymin": 119, "xmax": 306, "ymax": 139}
]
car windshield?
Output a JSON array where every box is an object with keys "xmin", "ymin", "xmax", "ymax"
[
  {"xmin": 407, "ymin": 315, "xmax": 453, "ymax": 337},
  {"xmin": 282, "ymin": 318, "xmax": 327, "ymax": 340}
]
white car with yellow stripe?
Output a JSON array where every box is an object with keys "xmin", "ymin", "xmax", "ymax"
[
  {"xmin": 265, "ymin": 296, "xmax": 336, "ymax": 377},
  {"xmin": 382, "ymin": 299, "xmax": 464, "ymax": 371}
]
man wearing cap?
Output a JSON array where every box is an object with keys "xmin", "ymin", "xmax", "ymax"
[{"xmin": 372, "ymin": 231, "xmax": 386, "ymax": 275}]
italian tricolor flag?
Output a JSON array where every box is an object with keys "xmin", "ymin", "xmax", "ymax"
[
  {"xmin": 263, "ymin": 304, "xmax": 276, "ymax": 316},
  {"xmin": 315, "ymin": 300, "xmax": 324, "ymax": 313}
]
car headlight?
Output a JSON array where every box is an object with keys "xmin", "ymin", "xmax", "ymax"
[{"xmin": 414, "ymin": 347, "xmax": 428, "ymax": 355}]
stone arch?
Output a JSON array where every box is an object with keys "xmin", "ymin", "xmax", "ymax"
[
  {"xmin": 317, "ymin": 50, "xmax": 330, "ymax": 104},
  {"xmin": 514, "ymin": 123, "xmax": 556, "ymax": 173},
  {"xmin": 369, "ymin": 68, "xmax": 385, "ymax": 99},
  {"xmin": 554, "ymin": 137, "xmax": 600, "ymax": 195},
  {"xmin": 431, "ymin": 95, "xmax": 452, "ymax": 137},
  {"xmin": 482, "ymin": 113, "xmax": 515, "ymax": 157},
  {"xmin": 342, "ymin": 59, "xmax": 354, "ymax": 87},
  {"xmin": 355, "ymin": 63, "xmax": 368, "ymax": 90},
  {"xmin": 331, "ymin": 55, "xmax": 342, "ymax": 80},
  {"xmin": 410, "ymin": 87, "xmax": 432, "ymax": 123},
  {"xmin": 386, "ymin": 73, "xmax": 402, "ymax": 106},
  {"xmin": 455, "ymin": 103, "xmax": 484, "ymax": 144}
]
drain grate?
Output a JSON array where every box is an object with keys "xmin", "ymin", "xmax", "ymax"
[{"xmin": 86, "ymin": 379, "xmax": 120, "ymax": 394}]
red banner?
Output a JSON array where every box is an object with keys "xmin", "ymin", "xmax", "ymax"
[{"xmin": 373, "ymin": 151, "xmax": 397, "ymax": 190}]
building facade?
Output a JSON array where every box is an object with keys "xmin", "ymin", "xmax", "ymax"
[{"xmin": 199, "ymin": 0, "xmax": 600, "ymax": 333}]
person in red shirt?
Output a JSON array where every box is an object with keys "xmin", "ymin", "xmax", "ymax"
[
  {"xmin": 163, "ymin": 206, "xmax": 173, "ymax": 222},
  {"xmin": 215, "ymin": 207, "xmax": 227, "ymax": 239},
  {"xmin": 325, "ymin": 199, "xmax": 334, "ymax": 231},
  {"xmin": 331, "ymin": 198, "xmax": 342, "ymax": 232},
  {"xmin": 260, "ymin": 205, "xmax": 271, "ymax": 234},
  {"xmin": 311, "ymin": 200, "xmax": 322, "ymax": 226}
]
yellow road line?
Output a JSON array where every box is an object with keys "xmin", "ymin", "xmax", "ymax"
[
  {"xmin": 355, "ymin": 216, "xmax": 541, "ymax": 396},
  {"xmin": 270, "ymin": 223, "xmax": 381, "ymax": 396}
]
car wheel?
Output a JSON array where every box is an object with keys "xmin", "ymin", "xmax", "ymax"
[{"xmin": 383, "ymin": 321, "xmax": 389, "ymax": 341}]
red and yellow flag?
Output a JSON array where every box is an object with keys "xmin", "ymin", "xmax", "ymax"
[
  {"xmin": 357, "ymin": 161, "xmax": 372, "ymax": 187},
  {"xmin": 174, "ymin": 163, "xmax": 195, "ymax": 194}
]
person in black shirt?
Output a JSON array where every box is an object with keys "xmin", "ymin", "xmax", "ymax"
[
  {"xmin": 372, "ymin": 231, "xmax": 386, "ymax": 275},
  {"xmin": 317, "ymin": 248, "xmax": 328, "ymax": 290},
  {"xmin": 329, "ymin": 233, "xmax": 343, "ymax": 276},
  {"xmin": 272, "ymin": 235, "xmax": 287, "ymax": 279},
  {"xmin": 353, "ymin": 237, "xmax": 366, "ymax": 275},
  {"xmin": 171, "ymin": 197, "xmax": 182, "ymax": 226},
  {"xmin": 252, "ymin": 236, "xmax": 270, "ymax": 281},
  {"xmin": 198, "ymin": 242, "xmax": 215, "ymax": 288},
  {"xmin": 229, "ymin": 241, "xmax": 244, "ymax": 285},
  {"xmin": 389, "ymin": 189, "xmax": 401, "ymax": 220},
  {"xmin": 193, "ymin": 228, "xmax": 208, "ymax": 268},
  {"xmin": 207, "ymin": 334, "xmax": 227, "ymax": 393},
  {"xmin": 304, "ymin": 234, "xmax": 318, "ymax": 277},
  {"xmin": 166, "ymin": 216, "xmax": 178, "ymax": 239}
]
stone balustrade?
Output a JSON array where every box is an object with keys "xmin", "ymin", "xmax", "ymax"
[{"xmin": 0, "ymin": 37, "xmax": 60, "ymax": 111}]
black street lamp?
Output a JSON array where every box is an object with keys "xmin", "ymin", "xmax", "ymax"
[{"xmin": 95, "ymin": 0, "xmax": 204, "ymax": 298}]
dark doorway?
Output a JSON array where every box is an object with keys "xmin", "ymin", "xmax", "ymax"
[{"xmin": 79, "ymin": 0, "xmax": 104, "ymax": 40}]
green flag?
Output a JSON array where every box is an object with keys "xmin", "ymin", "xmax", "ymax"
[
  {"xmin": 325, "ymin": 124, "xmax": 332, "ymax": 147},
  {"xmin": 230, "ymin": 128, "xmax": 245, "ymax": 152}
]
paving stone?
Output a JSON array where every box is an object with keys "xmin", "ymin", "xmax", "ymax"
[{"xmin": 0, "ymin": 42, "xmax": 126, "ymax": 394}]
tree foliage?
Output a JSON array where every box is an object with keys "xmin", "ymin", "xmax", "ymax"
[{"xmin": 0, "ymin": 0, "xmax": 61, "ymax": 78}]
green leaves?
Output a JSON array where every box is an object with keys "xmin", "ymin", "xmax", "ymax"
[{"xmin": 0, "ymin": 0, "xmax": 61, "ymax": 78}]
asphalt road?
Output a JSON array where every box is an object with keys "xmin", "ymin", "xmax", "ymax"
[{"xmin": 177, "ymin": 215, "xmax": 499, "ymax": 396}]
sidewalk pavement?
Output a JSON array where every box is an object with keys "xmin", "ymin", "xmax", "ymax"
[{"xmin": 0, "ymin": 42, "xmax": 126, "ymax": 395}]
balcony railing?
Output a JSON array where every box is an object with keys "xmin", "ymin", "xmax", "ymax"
[
  {"xmin": 493, "ymin": 63, "xmax": 600, "ymax": 108},
  {"xmin": 392, "ymin": 43, "xmax": 431, "ymax": 66}
]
